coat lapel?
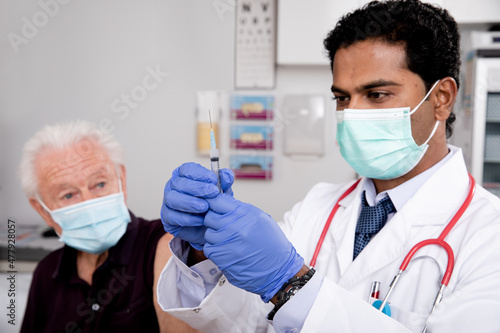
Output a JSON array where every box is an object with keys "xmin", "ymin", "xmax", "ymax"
[{"xmin": 330, "ymin": 178, "xmax": 364, "ymax": 276}]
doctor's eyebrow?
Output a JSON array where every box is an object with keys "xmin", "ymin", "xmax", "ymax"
[{"xmin": 331, "ymin": 79, "xmax": 403, "ymax": 95}]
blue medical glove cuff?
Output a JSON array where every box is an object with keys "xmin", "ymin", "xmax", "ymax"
[{"xmin": 260, "ymin": 249, "xmax": 305, "ymax": 303}]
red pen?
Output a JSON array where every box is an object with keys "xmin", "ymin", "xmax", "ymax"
[{"xmin": 369, "ymin": 281, "xmax": 380, "ymax": 300}]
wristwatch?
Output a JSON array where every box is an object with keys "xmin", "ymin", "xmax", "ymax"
[{"xmin": 267, "ymin": 267, "xmax": 316, "ymax": 321}]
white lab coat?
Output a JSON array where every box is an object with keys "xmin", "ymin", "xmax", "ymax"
[{"xmin": 157, "ymin": 147, "xmax": 500, "ymax": 332}]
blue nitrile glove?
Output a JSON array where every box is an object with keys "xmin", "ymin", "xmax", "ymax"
[
  {"xmin": 204, "ymin": 194, "xmax": 305, "ymax": 302},
  {"xmin": 161, "ymin": 162, "xmax": 234, "ymax": 250}
]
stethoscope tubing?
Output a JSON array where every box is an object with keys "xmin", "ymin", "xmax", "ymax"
[{"xmin": 399, "ymin": 173, "xmax": 475, "ymax": 284}]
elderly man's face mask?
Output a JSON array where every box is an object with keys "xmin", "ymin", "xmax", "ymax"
[{"xmin": 38, "ymin": 179, "xmax": 130, "ymax": 254}]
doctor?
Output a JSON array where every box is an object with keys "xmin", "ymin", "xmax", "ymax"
[{"xmin": 157, "ymin": 0, "xmax": 500, "ymax": 332}]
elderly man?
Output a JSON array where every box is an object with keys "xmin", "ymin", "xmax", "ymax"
[{"xmin": 19, "ymin": 121, "xmax": 195, "ymax": 332}]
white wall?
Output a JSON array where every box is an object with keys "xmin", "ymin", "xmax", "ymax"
[{"xmin": 0, "ymin": 0, "xmax": 355, "ymax": 231}]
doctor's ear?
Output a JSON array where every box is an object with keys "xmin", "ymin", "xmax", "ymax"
[{"xmin": 433, "ymin": 77, "xmax": 458, "ymax": 121}]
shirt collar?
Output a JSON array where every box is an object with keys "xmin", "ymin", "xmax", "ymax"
[
  {"xmin": 52, "ymin": 211, "xmax": 139, "ymax": 283},
  {"xmin": 362, "ymin": 146, "xmax": 457, "ymax": 211}
]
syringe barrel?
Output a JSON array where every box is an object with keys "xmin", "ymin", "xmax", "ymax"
[{"xmin": 210, "ymin": 148, "xmax": 223, "ymax": 193}]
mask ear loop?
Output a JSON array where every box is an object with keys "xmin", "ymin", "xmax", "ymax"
[
  {"xmin": 410, "ymin": 80, "xmax": 441, "ymax": 115},
  {"xmin": 34, "ymin": 195, "xmax": 63, "ymax": 237},
  {"xmin": 423, "ymin": 121, "xmax": 440, "ymax": 146},
  {"xmin": 409, "ymin": 80, "xmax": 442, "ymax": 146},
  {"xmin": 36, "ymin": 195, "xmax": 52, "ymax": 213}
]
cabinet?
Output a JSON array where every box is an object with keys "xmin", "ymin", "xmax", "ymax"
[
  {"xmin": 446, "ymin": 0, "xmax": 500, "ymax": 24},
  {"xmin": 277, "ymin": 0, "xmax": 363, "ymax": 65},
  {"xmin": 471, "ymin": 57, "xmax": 500, "ymax": 196},
  {"xmin": 277, "ymin": 0, "xmax": 500, "ymax": 65}
]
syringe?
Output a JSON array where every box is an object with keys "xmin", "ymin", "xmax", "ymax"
[{"xmin": 209, "ymin": 110, "xmax": 223, "ymax": 193}]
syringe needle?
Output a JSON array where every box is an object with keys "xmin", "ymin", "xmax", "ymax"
[{"xmin": 209, "ymin": 109, "xmax": 213, "ymax": 129}]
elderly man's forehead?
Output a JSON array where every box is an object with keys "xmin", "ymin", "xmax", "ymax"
[
  {"xmin": 36, "ymin": 141, "xmax": 115, "ymax": 183},
  {"xmin": 41, "ymin": 161, "xmax": 114, "ymax": 181}
]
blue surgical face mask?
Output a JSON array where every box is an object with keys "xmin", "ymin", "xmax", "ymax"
[
  {"xmin": 336, "ymin": 81, "xmax": 441, "ymax": 180},
  {"xmin": 38, "ymin": 190, "xmax": 131, "ymax": 254}
]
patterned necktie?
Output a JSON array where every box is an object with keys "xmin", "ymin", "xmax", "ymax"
[{"xmin": 353, "ymin": 192, "xmax": 397, "ymax": 260}]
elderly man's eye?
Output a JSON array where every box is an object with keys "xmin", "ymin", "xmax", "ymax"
[
  {"xmin": 63, "ymin": 193, "xmax": 73, "ymax": 200},
  {"xmin": 96, "ymin": 182, "xmax": 106, "ymax": 188}
]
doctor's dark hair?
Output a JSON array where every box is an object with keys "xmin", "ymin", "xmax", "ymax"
[{"xmin": 324, "ymin": 0, "xmax": 460, "ymax": 138}]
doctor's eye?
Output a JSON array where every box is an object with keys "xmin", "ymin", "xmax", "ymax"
[
  {"xmin": 332, "ymin": 95, "xmax": 347, "ymax": 102},
  {"xmin": 332, "ymin": 95, "xmax": 349, "ymax": 106},
  {"xmin": 368, "ymin": 91, "xmax": 390, "ymax": 101}
]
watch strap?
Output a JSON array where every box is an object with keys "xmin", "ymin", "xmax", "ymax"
[{"xmin": 267, "ymin": 267, "xmax": 316, "ymax": 321}]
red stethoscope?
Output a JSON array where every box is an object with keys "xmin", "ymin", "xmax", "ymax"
[{"xmin": 309, "ymin": 173, "xmax": 476, "ymax": 328}]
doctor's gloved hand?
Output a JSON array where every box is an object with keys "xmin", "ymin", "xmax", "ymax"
[
  {"xmin": 161, "ymin": 162, "xmax": 234, "ymax": 250},
  {"xmin": 204, "ymin": 194, "xmax": 305, "ymax": 302}
]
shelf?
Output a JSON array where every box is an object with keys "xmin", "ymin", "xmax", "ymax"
[
  {"xmin": 484, "ymin": 158, "xmax": 500, "ymax": 163},
  {"xmin": 486, "ymin": 119, "xmax": 500, "ymax": 123}
]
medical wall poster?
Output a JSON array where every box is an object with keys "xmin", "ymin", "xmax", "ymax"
[
  {"xmin": 229, "ymin": 93, "xmax": 273, "ymax": 180},
  {"xmin": 230, "ymin": 95, "xmax": 274, "ymax": 120},
  {"xmin": 230, "ymin": 155, "xmax": 273, "ymax": 179},
  {"xmin": 230, "ymin": 125, "xmax": 273, "ymax": 150}
]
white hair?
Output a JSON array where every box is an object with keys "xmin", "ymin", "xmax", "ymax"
[{"xmin": 19, "ymin": 120, "xmax": 125, "ymax": 197}]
